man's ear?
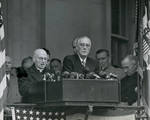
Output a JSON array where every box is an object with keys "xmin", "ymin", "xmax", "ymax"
[
  {"xmin": 32, "ymin": 55, "xmax": 36, "ymax": 63},
  {"xmin": 109, "ymin": 56, "xmax": 111, "ymax": 64},
  {"xmin": 95, "ymin": 55, "xmax": 97, "ymax": 59}
]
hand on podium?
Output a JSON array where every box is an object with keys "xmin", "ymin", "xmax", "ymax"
[
  {"xmin": 62, "ymin": 71, "xmax": 84, "ymax": 79},
  {"xmin": 86, "ymin": 72, "xmax": 100, "ymax": 79},
  {"xmin": 62, "ymin": 71, "xmax": 70, "ymax": 78},
  {"xmin": 70, "ymin": 72, "xmax": 78, "ymax": 79},
  {"xmin": 43, "ymin": 73, "xmax": 55, "ymax": 81}
]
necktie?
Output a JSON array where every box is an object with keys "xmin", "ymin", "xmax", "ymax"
[{"xmin": 81, "ymin": 60, "xmax": 85, "ymax": 67}]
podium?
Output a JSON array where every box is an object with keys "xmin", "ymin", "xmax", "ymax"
[
  {"xmin": 7, "ymin": 79, "xmax": 146, "ymax": 120},
  {"xmin": 35, "ymin": 79, "xmax": 120, "ymax": 106}
]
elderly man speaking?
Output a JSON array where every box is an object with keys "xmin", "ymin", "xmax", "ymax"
[
  {"xmin": 18, "ymin": 49, "xmax": 51, "ymax": 103},
  {"xmin": 63, "ymin": 36, "xmax": 99, "ymax": 76}
]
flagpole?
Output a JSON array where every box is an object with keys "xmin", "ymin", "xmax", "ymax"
[{"xmin": 135, "ymin": 0, "xmax": 143, "ymax": 108}]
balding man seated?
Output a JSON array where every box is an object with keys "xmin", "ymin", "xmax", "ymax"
[
  {"xmin": 6, "ymin": 56, "xmax": 22, "ymax": 104},
  {"xmin": 18, "ymin": 49, "xmax": 51, "ymax": 103},
  {"xmin": 121, "ymin": 55, "xmax": 138, "ymax": 105}
]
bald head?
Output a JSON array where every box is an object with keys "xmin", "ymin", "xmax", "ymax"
[
  {"xmin": 33, "ymin": 49, "xmax": 48, "ymax": 71},
  {"xmin": 121, "ymin": 55, "xmax": 137, "ymax": 76},
  {"xmin": 76, "ymin": 36, "xmax": 91, "ymax": 58}
]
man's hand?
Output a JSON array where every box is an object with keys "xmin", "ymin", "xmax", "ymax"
[
  {"xmin": 62, "ymin": 71, "xmax": 70, "ymax": 78},
  {"xmin": 70, "ymin": 72, "xmax": 78, "ymax": 79},
  {"xmin": 86, "ymin": 72, "xmax": 100, "ymax": 79},
  {"xmin": 98, "ymin": 71, "xmax": 107, "ymax": 78}
]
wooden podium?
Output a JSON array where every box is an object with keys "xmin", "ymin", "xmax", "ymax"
[{"xmin": 35, "ymin": 79, "xmax": 120, "ymax": 107}]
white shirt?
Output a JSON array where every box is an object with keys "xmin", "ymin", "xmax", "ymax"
[
  {"xmin": 36, "ymin": 67, "xmax": 44, "ymax": 73},
  {"xmin": 78, "ymin": 55, "xmax": 87, "ymax": 67},
  {"xmin": 6, "ymin": 74, "xmax": 10, "ymax": 81}
]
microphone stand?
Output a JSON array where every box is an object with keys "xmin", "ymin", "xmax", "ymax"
[
  {"xmin": 43, "ymin": 74, "xmax": 47, "ymax": 103},
  {"xmin": 83, "ymin": 66, "xmax": 90, "ymax": 79}
]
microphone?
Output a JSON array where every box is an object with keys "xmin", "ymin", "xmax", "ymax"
[
  {"xmin": 62, "ymin": 71, "xmax": 70, "ymax": 78},
  {"xmin": 82, "ymin": 66, "xmax": 90, "ymax": 79},
  {"xmin": 83, "ymin": 66, "xmax": 90, "ymax": 74},
  {"xmin": 86, "ymin": 72, "xmax": 100, "ymax": 79},
  {"xmin": 70, "ymin": 72, "xmax": 78, "ymax": 79},
  {"xmin": 55, "ymin": 71, "xmax": 61, "ymax": 81},
  {"xmin": 43, "ymin": 72, "xmax": 55, "ymax": 103},
  {"xmin": 43, "ymin": 73, "xmax": 55, "ymax": 81}
]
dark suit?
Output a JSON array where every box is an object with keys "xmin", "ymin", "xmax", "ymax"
[
  {"xmin": 7, "ymin": 73, "xmax": 22, "ymax": 104},
  {"xmin": 18, "ymin": 64, "xmax": 51, "ymax": 103},
  {"xmin": 63, "ymin": 54, "xmax": 99, "ymax": 74},
  {"xmin": 121, "ymin": 72, "xmax": 138, "ymax": 105}
]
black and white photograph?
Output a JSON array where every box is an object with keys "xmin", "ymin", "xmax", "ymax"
[{"xmin": 0, "ymin": 0, "xmax": 150, "ymax": 120}]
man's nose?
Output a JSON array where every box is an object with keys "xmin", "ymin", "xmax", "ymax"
[
  {"xmin": 99, "ymin": 60, "xmax": 103, "ymax": 64},
  {"xmin": 124, "ymin": 69, "xmax": 128, "ymax": 73},
  {"xmin": 82, "ymin": 45, "xmax": 87, "ymax": 49}
]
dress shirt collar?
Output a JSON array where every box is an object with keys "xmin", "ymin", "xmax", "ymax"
[
  {"xmin": 6, "ymin": 73, "xmax": 10, "ymax": 80},
  {"xmin": 77, "ymin": 54, "xmax": 87, "ymax": 66},
  {"xmin": 35, "ymin": 66, "xmax": 44, "ymax": 73}
]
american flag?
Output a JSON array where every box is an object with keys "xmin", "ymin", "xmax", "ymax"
[
  {"xmin": 140, "ymin": 0, "xmax": 150, "ymax": 117},
  {"xmin": 11, "ymin": 105, "xmax": 66, "ymax": 120},
  {"xmin": 0, "ymin": 1, "xmax": 6, "ymax": 120},
  {"xmin": 142, "ymin": 3, "xmax": 150, "ymax": 69}
]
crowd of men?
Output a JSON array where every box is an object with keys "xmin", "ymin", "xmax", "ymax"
[{"xmin": 5, "ymin": 36, "xmax": 139, "ymax": 119}]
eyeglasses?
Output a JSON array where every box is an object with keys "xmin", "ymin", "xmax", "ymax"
[{"xmin": 79, "ymin": 43, "xmax": 91, "ymax": 48}]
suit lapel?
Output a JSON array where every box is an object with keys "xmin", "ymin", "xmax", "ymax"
[
  {"xmin": 74, "ymin": 54, "xmax": 84, "ymax": 73},
  {"xmin": 30, "ymin": 65, "xmax": 43, "ymax": 81}
]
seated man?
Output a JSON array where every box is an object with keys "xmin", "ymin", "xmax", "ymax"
[
  {"xmin": 18, "ymin": 49, "xmax": 51, "ymax": 103},
  {"xmin": 63, "ymin": 36, "xmax": 99, "ymax": 78},
  {"xmin": 21, "ymin": 56, "xmax": 33, "ymax": 69},
  {"xmin": 95, "ymin": 49, "xmax": 125, "ymax": 80},
  {"xmin": 16, "ymin": 56, "xmax": 33, "ymax": 78},
  {"xmin": 6, "ymin": 56, "xmax": 22, "ymax": 104},
  {"xmin": 121, "ymin": 55, "xmax": 138, "ymax": 105},
  {"xmin": 50, "ymin": 58, "xmax": 62, "ymax": 74},
  {"xmin": 85, "ymin": 55, "xmax": 138, "ymax": 120}
]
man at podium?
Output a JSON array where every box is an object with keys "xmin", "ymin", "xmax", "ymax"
[
  {"xmin": 18, "ymin": 48, "xmax": 51, "ymax": 103},
  {"xmin": 63, "ymin": 36, "xmax": 99, "ymax": 76}
]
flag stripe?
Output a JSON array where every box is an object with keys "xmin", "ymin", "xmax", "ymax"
[
  {"xmin": 0, "ymin": 25, "xmax": 4, "ymax": 40},
  {"xmin": 143, "ymin": 46, "xmax": 150, "ymax": 54},
  {"xmin": 0, "ymin": 109, "xmax": 3, "ymax": 120},
  {"xmin": 0, "ymin": 52, "xmax": 5, "ymax": 116},
  {"xmin": 0, "ymin": 49, "xmax": 5, "ymax": 69},
  {"xmin": 0, "ymin": 78, "xmax": 7, "ymax": 113},
  {"xmin": 0, "ymin": 58, "xmax": 5, "ymax": 119},
  {"xmin": 0, "ymin": 34, "xmax": 4, "ymax": 50},
  {"xmin": 143, "ymin": 45, "xmax": 149, "ymax": 52},
  {"xmin": 0, "ymin": 74, "xmax": 6, "ymax": 99},
  {"xmin": 143, "ymin": 39, "xmax": 150, "ymax": 55},
  {"xmin": 0, "ymin": 3, "xmax": 5, "ymax": 119},
  {"xmin": 0, "ymin": 61, "xmax": 5, "ymax": 84}
]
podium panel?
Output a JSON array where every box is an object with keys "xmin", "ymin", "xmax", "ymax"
[{"xmin": 36, "ymin": 79, "xmax": 120, "ymax": 104}]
